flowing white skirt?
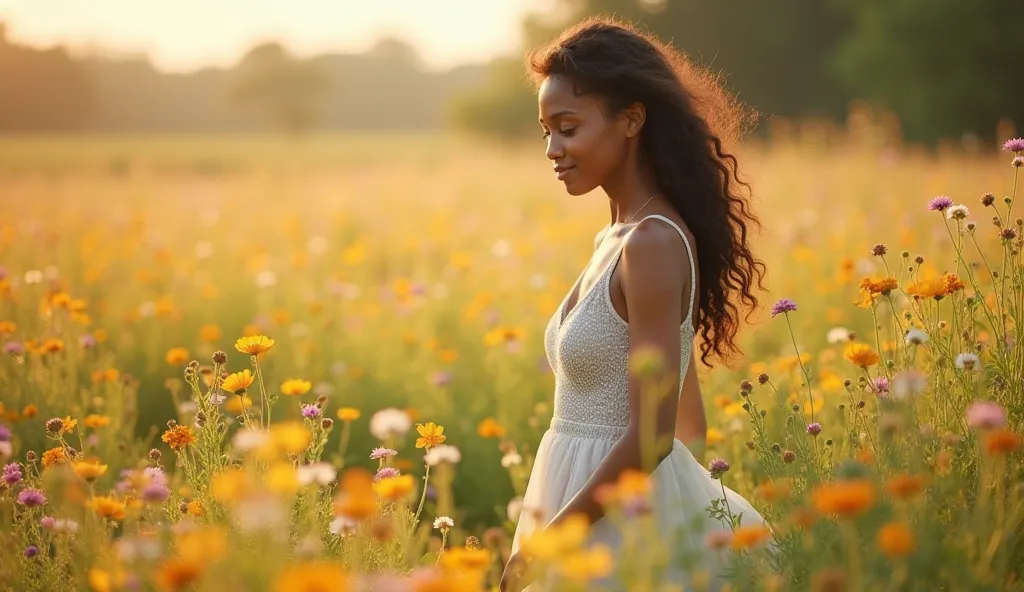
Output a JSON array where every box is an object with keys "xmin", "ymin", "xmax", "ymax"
[{"xmin": 510, "ymin": 419, "xmax": 768, "ymax": 591}]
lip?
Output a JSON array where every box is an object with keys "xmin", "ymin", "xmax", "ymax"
[{"xmin": 554, "ymin": 165, "xmax": 576, "ymax": 180}]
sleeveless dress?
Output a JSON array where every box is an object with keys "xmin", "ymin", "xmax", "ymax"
[{"xmin": 509, "ymin": 214, "xmax": 768, "ymax": 591}]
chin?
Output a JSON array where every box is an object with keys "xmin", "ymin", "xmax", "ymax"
[{"xmin": 562, "ymin": 179, "xmax": 596, "ymax": 197}]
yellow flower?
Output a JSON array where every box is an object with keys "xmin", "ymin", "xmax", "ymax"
[
  {"xmin": 84, "ymin": 414, "xmax": 111, "ymax": 429},
  {"xmin": 440, "ymin": 546, "xmax": 492, "ymax": 572},
  {"xmin": 877, "ymin": 521, "xmax": 915, "ymax": 557},
  {"xmin": 272, "ymin": 561, "xmax": 350, "ymax": 592},
  {"xmin": 165, "ymin": 347, "xmax": 190, "ymax": 365},
  {"xmin": 0, "ymin": 320, "xmax": 16, "ymax": 333},
  {"xmin": 476, "ymin": 418, "xmax": 506, "ymax": 438},
  {"xmin": 438, "ymin": 348, "xmax": 459, "ymax": 363},
  {"xmin": 484, "ymin": 326, "xmax": 525, "ymax": 346},
  {"xmin": 559, "ymin": 545, "xmax": 614, "ymax": 583},
  {"xmin": 88, "ymin": 568, "xmax": 127, "ymax": 592},
  {"xmin": 415, "ymin": 422, "xmax": 446, "ymax": 449},
  {"xmin": 374, "ymin": 474, "xmax": 416, "ymax": 501},
  {"xmin": 161, "ymin": 425, "xmax": 196, "ymax": 451},
  {"xmin": 176, "ymin": 526, "xmax": 227, "ymax": 563},
  {"xmin": 844, "ymin": 343, "xmax": 881, "ymax": 368},
  {"xmin": 60, "ymin": 416, "xmax": 79, "ymax": 434},
  {"xmin": 521, "ymin": 514, "xmax": 590, "ymax": 561},
  {"xmin": 225, "ymin": 395, "xmax": 253, "ymax": 415},
  {"xmin": 235, "ymin": 335, "xmax": 275, "ymax": 356},
  {"xmin": 280, "ymin": 379, "xmax": 312, "ymax": 396},
  {"xmin": 222, "ymin": 369, "xmax": 255, "ymax": 395},
  {"xmin": 336, "ymin": 408, "xmax": 361, "ymax": 422},
  {"xmin": 211, "ymin": 468, "xmax": 249, "ymax": 503},
  {"xmin": 265, "ymin": 421, "xmax": 311, "ymax": 457},
  {"xmin": 267, "ymin": 463, "xmax": 299, "ymax": 495},
  {"xmin": 706, "ymin": 428, "xmax": 724, "ymax": 445},
  {"xmin": 88, "ymin": 495, "xmax": 126, "ymax": 520},
  {"xmin": 595, "ymin": 469, "xmax": 651, "ymax": 508},
  {"xmin": 73, "ymin": 459, "xmax": 109, "ymax": 481}
]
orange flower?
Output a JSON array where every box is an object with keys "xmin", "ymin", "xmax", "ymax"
[
  {"xmin": 859, "ymin": 276, "xmax": 899, "ymax": 296},
  {"xmin": 984, "ymin": 429, "xmax": 1022, "ymax": 455},
  {"xmin": 165, "ymin": 347, "xmax": 190, "ymax": 365},
  {"xmin": 877, "ymin": 521, "xmax": 915, "ymax": 557},
  {"xmin": 333, "ymin": 469, "xmax": 377, "ymax": 520},
  {"xmin": 84, "ymin": 414, "xmax": 111, "ymax": 429},
  {"xmin": 155, "ymin": 558, "xmax": 205, "ymax": 592},
  {"xmin": 941, "ymin": 273, "xmax": 965, "ymax": 296},
  {"xmin": 162, "ymin": 425, "xmax": 196, "ymax": 451},
  {"xmin": 336, "ymin": 408, "xmax": 361, "ymax": 422},
  {"xmin": 73, "ymin": 459, "xmax": 109, "ymax": 481},
  {"xmin": 280, "ymin": 379, "xmax": 312, "ymax": 396},
  {"xmin": 271, "ymin": 562, "xmax": 349, "ymax": 592},
  {"xmin": 199, "ymin": 324, "xmax": 222, "ymax": 343},
  {"xmin": 477, "ymin": 418, "xmax": 506, "ymax": 438},
  {"xmin": 186, "ymin": 500, "xmax": 203, "ymax": 516},
  {"xmin": 415, "ymin": 422, "xmax": 446, "ymax": 449},
  {"xmin": 88, "ymin": 495, "xmax": 126, "ymax": 520},
  {"xmin": 811, "ymin": 479, "xmax": 876, "ymax": 518},
  {"xmin": 42, "ymin": 447, "xmax": 71, "ymax": 467},
  {"xmin": 844, "ymin": 343, "xmax": 881, "ymax": 368},
  {"xmin": 885, "ymin": 475, "xmax": 925, "ymax": 499},
  {"xmin": 374, "ymin": 474, "xmax": 416, "ymax": 501},
  {"xmin": 755, "ymin": 479, "xmax": 793, "ymax": 503},
  {"xmin": 730, "ymin": 525, "xmax": 772, "ymax": 550}
]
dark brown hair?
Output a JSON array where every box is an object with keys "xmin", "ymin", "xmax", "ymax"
[{"xmin": 528, "ymin": 16, "xmax": 767, "ymax": 368}]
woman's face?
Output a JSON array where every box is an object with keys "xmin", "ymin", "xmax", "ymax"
[{"xmin": 538, "ymin": 75, "xmax": 632, "ymax": 196}]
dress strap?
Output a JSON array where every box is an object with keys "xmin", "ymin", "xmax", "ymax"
[{"xmin": 633, "ymin": 214, "xmax": 697, "ymax": 326}]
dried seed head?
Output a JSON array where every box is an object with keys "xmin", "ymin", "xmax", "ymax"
[
  {"xmin": 213, "ymin": 351, "xmax": 228, "ymax": 364},
  {"xmin": 981, "ymin": 193, "xmax": 995, "ymax": 206},
  {"xmin": 757, "ymin": 373, "xmax": 769, "ymax": 385},
  {"xmin": 149, "ymin": 448, "xmax": 162, "ymax": 461}
]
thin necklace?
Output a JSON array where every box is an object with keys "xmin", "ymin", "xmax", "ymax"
[{"xmin": 623, "ymin": 193, "xmax": 662, "ymax": 224}]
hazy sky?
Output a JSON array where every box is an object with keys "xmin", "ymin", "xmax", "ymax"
[{"xmin": 0, "ymin": 0, "xmax": 549, "ymax": 71}]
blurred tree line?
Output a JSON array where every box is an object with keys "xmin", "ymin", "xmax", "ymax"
[
  {"xmin": 450, "ymin": 0, "xmax": 1024, "ymax": 144},
  {"xmin": 0, "ymin": 23, "xmax": 486, "ymax": 135}
]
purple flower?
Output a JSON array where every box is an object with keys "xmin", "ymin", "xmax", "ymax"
[
  {"xmin": 1003, "ymin": 138, "xmax": 1024, "ymax": 153},
  {"xmin": 141, "ymin": 483, "xmax": 170, "ymax": 502},
  {"xmin": 370, "ymin": 447, "xmax": 398, "ymax": 460},
  {"xmin": 806, "ymin": 422, "xmax": 822, "ymax": 437},
  {"xmin": 144, "ymin": 466, "xmax": 167, "ymax": 487},
  {"xmin": 374, "ymin": 467, "xmax": 400, "ymax": 482},
  {"xmin": 430, "ymin": 370, "xmax": 452, "ymax": 388},
  {"xmin": 770, "ymin": 299, "xmax": 797, "ymax": 318},
  {"xmin": 967, "ymin": 401, "xmax": 1006, "ymax": 430},
  {"xmin": 301, "ymin": 404, "xmax": 321, "ymax": 419},
  {"xmin": 3, "ymin": 462, "xmax": 23, "ymax": 485},
  {"xmin": 24, "ymin": 545, "xmax": 39, "ymax": 558},
  {"xmin": 708, "ymin": 458, "xmax": 730, "ymax": 478},
  {"xmin": 928, "ymin": 196, "xmax": 954, "ymax": 212},
  {"xmin": 78, "ymin": 334, "xmax": 97, "ymax": 348},
  {"xmin": 17, "ymin": 488, "xmax": 46, "ymax": 507},
  {"xmin": 0, "ymin": 424, "xmax": 10, "ymax": 441},
  {"xmin": 40, "ymin": 516, "xmax": 55, "ymax": 529},
  {"xmin": 3, "ymin": 341, "xmax": 24, "ymax": 355},
  {"xmin": 872, "ymin": 376, "xmax": 890, "ymax": 397},
  {"xmin": 0, "ymin": 266, "xmax": 6, "ymax": 281}
]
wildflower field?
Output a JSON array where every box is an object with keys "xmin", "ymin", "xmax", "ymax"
[{"xmin": 1, "ymin": 124, "xmax": 1023, "ymax": 591}]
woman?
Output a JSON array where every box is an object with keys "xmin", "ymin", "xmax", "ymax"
[{"xmin": 500, "ymin": 17, "xmax": 770, "ymax": 592}]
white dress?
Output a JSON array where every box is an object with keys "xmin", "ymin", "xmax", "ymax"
[{"xmin": 510, "ymin": 214, "xmax": 768, "ymax": 591}]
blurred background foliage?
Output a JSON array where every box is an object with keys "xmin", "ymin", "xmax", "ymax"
[{"xmin": 2, "ymin": 0, "xmax": 1022, "ymax": 143}]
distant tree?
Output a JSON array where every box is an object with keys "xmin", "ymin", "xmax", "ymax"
[
  {"xmin": 229, "ymin": 42, "xmax": 329, "ymax": 136},
  {"xmin": 830, "ymin": 0, "xmax": 1024, "ymax": 142},
  {"xmin": 0, "ymin": 22, "xmax": 94, "ymax": 131},
  {"xmin": 448, "ymin": 57, "xmax": 538, "ymax": 138}
]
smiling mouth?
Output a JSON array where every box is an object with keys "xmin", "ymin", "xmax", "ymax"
[{"xmin": 554, "ymin": 166, "xmax": 576, "ymax": 180}]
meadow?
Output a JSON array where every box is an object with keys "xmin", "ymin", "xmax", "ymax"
[{"xmin": 1, "ymin": 117, "xmax": 1022, "ymax": 591}]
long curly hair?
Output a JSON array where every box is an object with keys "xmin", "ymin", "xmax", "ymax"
[{"xmin": 527, "ymin": 17, "xmax": 767, "ymax": 368}]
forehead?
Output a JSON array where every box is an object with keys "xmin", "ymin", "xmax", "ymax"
[{"xmin": 538, "ymin": 75, "xmax": 601, "ymax": 120}]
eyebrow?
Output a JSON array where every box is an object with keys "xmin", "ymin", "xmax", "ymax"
[{"xmin": 539, "ymin": 109, "xmax": 577, "ymax": 124}]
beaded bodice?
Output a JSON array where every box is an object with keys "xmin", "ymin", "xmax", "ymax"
[{"xmin": 543, "ymin": 215, "xmax": 697, "ymax": 440}]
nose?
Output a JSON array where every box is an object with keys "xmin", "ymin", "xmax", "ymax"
[{"xmin": 545, "ymin": 135, "xmax": 564, "ymax": 161}]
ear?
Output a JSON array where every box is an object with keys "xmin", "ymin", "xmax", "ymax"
[{"xmin": 624, "ymin": 102, "xmax": 646, "ymax": 139}]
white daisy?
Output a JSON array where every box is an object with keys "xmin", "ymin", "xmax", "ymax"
[
  {"xmin": 904, "ymin": 328, "xmax": 928, "ymax": 345},
  {"xmin": 369, "ymin": 408, "xmax": 413, "ymax": 441},
  {"xmin": 424, "ymin": 444, "xmax": 461, "ymax": 466},
  {"xmin": 433, "ymin": 516, "xmax": 454, "ymax": 532},
  {"xmin": 297, "ymin": 463, "xmax": 337, "ymax": 487},
  {"xmin": 955, "ymin": 352, "xmax": 980, "ymax": 370}
]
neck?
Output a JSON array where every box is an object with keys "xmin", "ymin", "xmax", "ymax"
[{"xmin": 602, "ymin": 165, "xmax": 663, "ymax": 225}]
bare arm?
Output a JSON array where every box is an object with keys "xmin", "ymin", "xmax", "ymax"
[
  {"xmin": 675, "ymin": 350, "xmax": 708, "ymax": 465},
  {"xmin": 544, "ymin": 220, "xmax": 689, "ymax": 530}
]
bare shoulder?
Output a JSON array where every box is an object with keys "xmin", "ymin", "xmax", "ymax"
[{"xmin": 620, "ymin": 217, "xmax": 689, "ymax": 275}]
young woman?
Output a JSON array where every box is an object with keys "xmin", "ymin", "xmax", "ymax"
[{"xmin": 500, "ymin": 17, "xmax": 770, "ymax": 592}]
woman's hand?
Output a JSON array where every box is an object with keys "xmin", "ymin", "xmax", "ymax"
[{"xmin": 499, "ymin": 550, "xmax": 535, "ymax": 592}]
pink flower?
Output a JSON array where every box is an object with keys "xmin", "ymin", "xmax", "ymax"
[{"xmin": 966, "ymin": 401, "xmax": 1006, "ymax": 430}]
